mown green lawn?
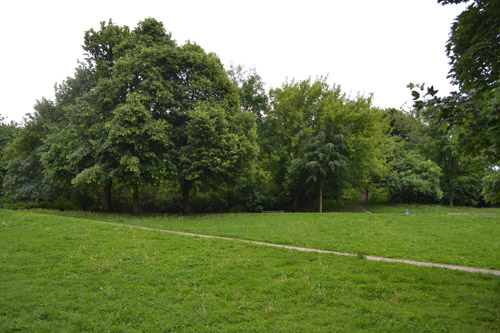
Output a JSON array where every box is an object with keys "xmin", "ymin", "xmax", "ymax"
[
  {"xmin": 1, "ymin": 209, "xmax": 499, "ymax": 331},
  {"xmin": 42, "ymin": 207, "xmax": 500, "ymax": 270}
]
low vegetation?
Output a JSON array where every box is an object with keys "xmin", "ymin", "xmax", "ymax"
[
  {"xmin": 39, "ymin": 206, "xmax": 500, "ymax": 270},
  {"xmin": 1, "ymin": 209, "xmax": 499, "ymax": 331}
]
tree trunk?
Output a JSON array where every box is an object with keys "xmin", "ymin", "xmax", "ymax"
[
  {"xmin": 133, "ymin": 185, "xmax": 140, "ymax": 216},
  {"xmin": 293, "ymin": 187, "xmax": 301, "ymax": 212},
  {"xmin": 226, "ymin": 183, "xmax": 231, "ymax": 213},
  {"xmin": 182, "ymin": 180, "xmax": 194, "ymax": 216},
  {"xmin": 103, "ymin": 179, "xmax": 112, "ymax": 213},
  {"xmin": 319, "ymin": 182, "xmax": 323, "ymax": 213}
]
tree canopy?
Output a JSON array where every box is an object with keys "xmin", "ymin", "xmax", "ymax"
[{"xmin": 0, "ymin": 13, "xmax": 497, "ymax": 212}]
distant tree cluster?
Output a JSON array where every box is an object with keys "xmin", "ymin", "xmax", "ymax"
[{"xmin": 0, "ymin": 8, "xmax": 498, "ymax": 213}]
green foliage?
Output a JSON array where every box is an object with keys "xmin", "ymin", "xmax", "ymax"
[
  {"xmin": 28, "ymin": 18, "xmax": 257, "ymax": 214},
  {"xmin": 340, "ymin": 100, "xmax": 392, "ymax": 193},
  {"xmin": 293, "ymin": 129, "xmax": 348, "ymax": 185},
  {"xmin": 291, "ymin": 126, "xmax": 349, "ymax": 212},
  {"xmin": 83, "ymin": 20, "xmax": 131, "ymax": 79},
  {"xmin": 440, "ymin": 0, "xmax": 500, "ymax": 92},
  {"xmin": 2, "ymin": 13, "xmax": 493, "ymax": 212},
  {"xmin": 2, "ymin": 100, "xmax": 56, "ymax": 202},
  {"xmin": 384, "ymin": 108, "xmax": 424, "ymax": 146},
  {"xmin": 387, "ymin": 148, "xmax": 443, "ymax": 203},
  {"xmin": 482, "ymin": 168, "xmax": 500, "ymax": 204},
  {"xmin": 407, "ymin": 1, "xmax": 500, "ymax": 201},
  {"xmin": 408, "ymin": 83, "xmax": 494, "ymax": 206},
  {"xmin": 0, "ymin": 115, "xmax": 17, "ymax": 152},
  {"xmin": 0, "ymin": 115, "xmax": 17, "ymax": 194},
  {"xmin": 105, "ymin": 92, "xmax": 170, "ymax": 187},
  {"xmin": 421, "ymin": 109, "xmax": 486, "ymax": 206},
  {"xmin": 227, "ymin": 65, "xmax": 269, "ymax": 118},
  {"xmin": 264, "ymin": 78, "xmax": 391, "ymax": 210}
]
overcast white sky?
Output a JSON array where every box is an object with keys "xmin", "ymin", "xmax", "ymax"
[{"xmin": 0, "ymin": 0, "xmax": 466, "ymax": 123}]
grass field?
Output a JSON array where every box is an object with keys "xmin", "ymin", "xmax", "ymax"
[
  {"xmin": 41, "ymin": 206, "xmax": 500, "ymax": 270},
  {"xmin": 1, "ymin": 208, "xmax": 499, "ymax": 331}
]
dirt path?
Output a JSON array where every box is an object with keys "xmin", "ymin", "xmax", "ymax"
[{"xmin": 51, "ymin": 215, "xmax": 500, "ymax": 277}]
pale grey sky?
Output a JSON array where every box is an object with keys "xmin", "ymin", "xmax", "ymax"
[{"xmin": 0, "ymin": 0, "xmax": 466, "ymax": 123}]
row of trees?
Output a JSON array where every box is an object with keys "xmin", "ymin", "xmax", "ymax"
[{"xmin": 1, "ymin": 3, "xmax": 498, "ymax": 213}]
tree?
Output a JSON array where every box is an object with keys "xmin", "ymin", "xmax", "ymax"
[
  {"xmin": 338, "ymin": 98, "xmax": 392, "ymax": 201},
  {"xmin": 384, "ymin": 108, "xmax": 426, "ymax": 147},
  {"xmin": 226, "ymin": 65, "xmax": 268, "ymax": 211},
  {"xmin": 42, "ymin": 21, "xmax": 133, "ymax": 212},
  {"xmin": 415, "ymin": 1, "xmax": 500, "ymax": 202},
  {"xmin": 265, "ymin": 78, "xmax": 391, "ymax": 210},
  {"xmin": 266, "ymin": 78, "xmax": 345, "ymax": 208},
  {"xmin": 0, "ymin": 115, "xmax": 17, "ymax": 196},
  {"xmin": 227, "ymin": 65, "xmax": 269, "ymax": 119},
  {"xmin": 386, "ymin": 148, "xmax": 443, "ymax": 203},
  {"xmin": 37, "ymin": 18, "xmax": 256, "ymax": 214},
  {"xmin": 153, "ymin": 42, "xmax": 257, "ymax": 215},
  {"xmin": 439, "ymin": 0, "xmax": 500, "ymax": 92},
  {"xmin": 103, "ymin": 92, "xmax": 170, "ymax": 215},
  {"xmin": 174, "ymin": 101, "xmax": 257, "ymax": 215},
  {"xmin": 42, "ymin": 18, "xmax": 180, "ymax": 213},
  {"xmin": 291, "ymin": 127, "xmax": 349, "ymax": 212},
  {"xmin": 2, "ymin": 100, "xmax": 56, "ymax": 203},
  {"xmin": 419, "ymin": 108, "xmax": 486, "ymax": 206},
  {"xmin": 482, "ymin": 168, "xmax": 500, "ymax": 204}
]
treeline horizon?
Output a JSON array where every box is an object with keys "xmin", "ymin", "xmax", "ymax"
[{"xmin": 1, "ymin": 11, "xmax": 499, "ymax": 214}]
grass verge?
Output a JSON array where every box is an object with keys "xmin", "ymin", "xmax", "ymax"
[
  {"xmin": 33, "ymin": 207, "xmax": 500, "ymax": 270},
  {"xmin": 0, "ymin": 210, "xmax": 499, "ymax": 331}
]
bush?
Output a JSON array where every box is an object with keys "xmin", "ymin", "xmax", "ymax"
[{"xmin": 387, "ymin": 150, "xmax": 443, "ymax": 203}]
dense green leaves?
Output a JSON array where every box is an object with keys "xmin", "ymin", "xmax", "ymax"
[
  {"xmin": 442, "ymin": 1, "xmax": 500, "ymax": 91},
  {"xmin": 1, "ymin": 14, "xmax": 496, "ymax": 212},
  {"xmin": 32, "ymin": 18, "xmax": 256, "ymax": 214},
  {"xmin": 291, "ymin": 127, "xmax": 349, "ymax": 212},
  {"xmin": 404, "ymin": 0, "xmax": 500, "ymax": 203},
  {"xmin": 264, "ymin": 78, "xmax": 392, "ymax": 209},
  {"xmin": 2, "ymin": 101, "xmax": 56, "ymax": 203},
  {"xmin": 0, "ymin": 116, "xmax": 17, "ymax": 188},
  {"xmin": 387, "ymin": 149, "xmax": 443, "ymax": 203}
]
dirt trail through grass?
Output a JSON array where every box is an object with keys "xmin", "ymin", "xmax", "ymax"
[{"xmin": 51, "ymin": 214, "xmax": 500, "ymax": 277}]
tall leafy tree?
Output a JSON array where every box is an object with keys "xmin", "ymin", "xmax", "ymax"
[
  {"xmin": 43, "ymin": 18, "xmax": 181, "ymax": 213},
  {"xmin": 267, "ymin": 78, "xmax": 345, "ymax": 208},
  {"xmin": 103, "ymin": 93, "xmax": 170, "ymax": 215},
  {"xmin": 226, "ymin": 65, "xmax": 267, "ymax": 210},
  {"xmin": 420, "ymin": 111, "xmax": 486, "ymax": 206},
  {"xmin": 412, "ymin": 1, "xmax": 500, "ymax": 202},
  {"xmin": 0, "ymin": 115, "xmax": 17, "ymax": 196},
  {"xmin": 438, "ymin": 0, "xmax": 500, "ymax": 92},
  {"xmin": 291, "ymin": 127, "xmax": 349, "ymax": 212},
  {"xmin": 164, "ymin": 43, "xmax": 257, "ymax": 215},
  {"xmin": 2, "ymin": 100, "xmax": 56, "ymax": 203},
  {"xmin": 177, "ymin": 101, "xmax": 257, "ymax": 214},
  {"xmin": 42, "ymin": 21, "xmax": 132, "ymax": 212},
  {"xmin": 336, "ymin": 97, "xmax": 392, "ymax": 200},
  {"xmin": 267, "ymin": 78, "xmax": 390, "ymax": 209},
  {"xmin": 227, "ymin": 65, "xmax": 269, "ymax": 119}
]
